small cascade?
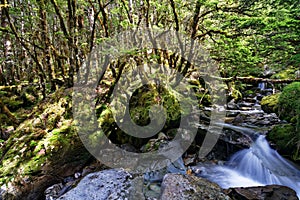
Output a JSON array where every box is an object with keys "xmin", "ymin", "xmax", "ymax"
[
  {"xmin": 258, "ymin": 82, "xmax": 266, "ymax": 91},
  {"xmin": 194, "ymin": 134, "xmax": 300, "ymax": 198},
  {"xmin": 219, "ymin": 123, "xmax": 260, "ymax": 141},
  {"xmin": 257, "ymin": 82, "xmax": 274, "ymax": 94}
]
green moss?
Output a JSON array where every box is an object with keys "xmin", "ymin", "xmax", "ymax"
[
  {"xmin": 0, "ymin": 88, "xmax": 91, "ymax": 190},
  {"xmin": 265, "ymin": 83, "xmax": 300, "ymax": 162},
  {"xmin": 128, "ymin": 84, "xmax": 182, "ymax": 128},
  {"xmin": 2, "ymin": 95, "xmax": 23, "ymax": 111},
  {"xmin": 278, "ymin": 82, "xmax": 300, "ymax": 127},
  {"xmin": 29, "ymin": 140, "xmax": 38, "ymax": 148},
  {"xmin": 261, "ymin": 93, "xmax": 280, "ymax": 113},
  {"xmin": 267, "ymin": 124, "xmax": 299, "ymax": 161},
  {"xmin": 271, "ymin": 67, "xmax": 297, "ymax": 79}
]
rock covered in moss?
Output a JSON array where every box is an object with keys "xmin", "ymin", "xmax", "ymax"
[
  {"xmin": 267, "ymin": 124, "xmax": 299, "ymax": 162},
  {"xmin": 277, "ymin": 82, "xmax": 300, "ymax": 125},
  {"xmin": 261, "ymin": 93, "xmax": 280, "ymax": 114},
  {"xmin": 265, "ymin": 82, "xmax": 300, "ymax": 162}
]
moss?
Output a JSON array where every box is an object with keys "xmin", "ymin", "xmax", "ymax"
[
  {"xmin": 0, "ymin": 88, "xmax": 91, "ymax": 192},
  {"xmin": 267, "ymin": 124, "xmax": 299, "ymax": 161},
  {"xmin": 271, "ymin": 67, "xmax": 298, "ymax": 79},
  {"xmin": 278, "ymin": 82, "xmax": 300, "ymax": 124},
  {"xmin": 2, "ymin": 96, "xmax": 23, "ymax": 112},
  {"xmin": 265, "ymin": 83, "xmax": 300, "ymax": 162},
  {"xmin": 244, "ymin": 89, "xmax": 255, "ymax": 96},
  {"xmin": 95, "ymin": 84, "xmax": 187, "ymax": 147},
  {"xmin": 261, "ymin": 93, "xmax": 280, "ymax": 113},
  {"xmin": 128, "ymin": 84, "xmax": 182, "ymax": 128},
  {"xmin": 0, "ymin": 114, "xmax": 10, "ymax": 126}
]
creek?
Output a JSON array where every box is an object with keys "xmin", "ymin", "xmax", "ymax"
[
  {"xmin": 194, "ymin": 132, "xmax": 300, "ymax": 198},
  {"xmin": 193, "ymin": 85, "xmax": 300, "ymax": 198}
]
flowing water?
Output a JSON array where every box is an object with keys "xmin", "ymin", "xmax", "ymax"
[
  {"xmin": 195, "ymin": 134, "xmax": 300, "ymax": 198},
  {"xmin": 258, "ymin": 82, "xmax": 266, "ymax": 91}
]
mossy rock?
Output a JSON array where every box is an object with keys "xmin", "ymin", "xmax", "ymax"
[
  {"xmin": 128, "ymin": 84, "xmax": 182, "ymax": 127},
  {"xmin": 261, "ymin": 93, "xmax": 280, "ymax": 114},
  {"xmin": 278, "ymin": 82, "xmax": 300, "ymax": 125},
  {"xmin": 267, "ymin": 124, "xmax": 300, "ymax": 162},
  {"xmin": 96, "ymin": 84, "xmax": 188, "ymax": 148},
  {"xmin": 271, "ymin": 67, "xmax": 298, "ymax": 79},
  {"xmin": 0, "ymin": 88, "xmax": 92, "ymax": 200},
  {"xmin": 268, "ymin": 82, "xmax": 300, "ymax": 162}
]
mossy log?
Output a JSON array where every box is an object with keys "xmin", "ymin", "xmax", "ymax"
[
  {"xmin": 234, "ymin": 77, "xmax": 300, "ymax": 84},
  {"xmin": 0, "ymin": 98, "xmax": 19, "ymax": 126},
  {"xmin": 215, "ymin": 76, "xmax": 300, "ymax": 84}
]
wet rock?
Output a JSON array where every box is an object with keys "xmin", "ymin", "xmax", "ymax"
[
  {"xmin": 45, "ymin": 183, "xmax": 64, "ymax": 200},
  {"xmin": 256, "ymin": 93, "xmax": 263, "ymax": 101},
  {"xmin": 143, "ymin": 157, "xmax": 186, "ymax": 184},
  {"xmin": 226, "ymin": 111, "xmax": 240, "ymax": 117},
  {"xmin": 57, "ymin": 169, "xmax": 145, "ymax": 200},
  {"xmin": 224, "ymin": 185, "xmax": 298, "ymax": 200},
  {"xmin": 238, "ymin": 101, "xmax": 254, "ymax": 108},
  {"xmin": 255, "ymin": 119, "xmax": 271, "ymax": 126},
  {"xmin": 232, "ymin": 114, "xmax": 246, "ymax": 125},
  {"xmin": 227, "ymin": 99, "xmax": 239, "ymax": 110},
  {"xmin": 224, "ymin": 117, "xmax": 235, "ymax": 123},
  {"xmin": 160, "ymin": 174, "xmax": 231, "ymax": 200}
]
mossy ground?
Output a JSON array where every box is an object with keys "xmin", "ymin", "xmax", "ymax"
[
  {"xmin": 271, "ymin": 67, "xmax": 299, "ymax": 79},
  {"xmin": 0, "ymin": 88, "xmax": 91, "ymax": 198}
]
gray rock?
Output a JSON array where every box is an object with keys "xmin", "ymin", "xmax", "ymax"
[
  {"xmin": 45, "ymin": 183, "xmax": 64, "ymax": 200},
  {"xmin": 224, "ymin": 185, "xmax": 298, "ymax": 200},
  {"xmin": 227, "ymin": 99, "xmax": 239, "ymax": 110},
  {"xmin": 160, "ymin": 174, "xmax": 231, "ymax": 200},
  {"xmin": 57, "ymin": 169, "xmax": 144, "ymax": 200}
]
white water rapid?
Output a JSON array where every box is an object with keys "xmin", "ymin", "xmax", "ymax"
[{"xmin": 195, "ymin": 135, "xmax": 300, "ymax": 198}]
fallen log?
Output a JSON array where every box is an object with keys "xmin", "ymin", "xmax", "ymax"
[
  {"xmin": 235, "ymin": 77, "xmax": 300, "ymax": 84},
  {"xmin": 0, "ymin": 99, "xmax": 19, "ymax": 126},
  {"xmin": 204, "ymin": 75, "xmax": 300, "ymax": 84}
]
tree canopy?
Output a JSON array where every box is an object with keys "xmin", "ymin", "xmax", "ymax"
[{"xmin": 0, "ymin": 0, "xmax": 299, "ymax": 93}]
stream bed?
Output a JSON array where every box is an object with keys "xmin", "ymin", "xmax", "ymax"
[{"xmin": 193, "ymin": 90, "xmax": 300, "ymax": 198}]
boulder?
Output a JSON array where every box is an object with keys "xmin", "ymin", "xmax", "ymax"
[
  {"xmin": 224, "ymin": 185, "xmax": 298, "ymax": 200},
  {"xmin": 261, "ymin": 93, "xmax": 280, "ymax": 114},
  {"xmin": 57, "ymin": 169, "xmax": 145, "ymax": 200},
  {"xmin": 160, "ymin": 174, "xmax": 231, "ymax": 200}
]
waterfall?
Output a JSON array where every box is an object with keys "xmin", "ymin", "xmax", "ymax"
[
  {"xmin": 258, "ymin": 82, "xmax": 266, "ymax": 91},
  {"xmin": 195, "ymin": 135, "xmax": 300, "ymax": 198}
]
